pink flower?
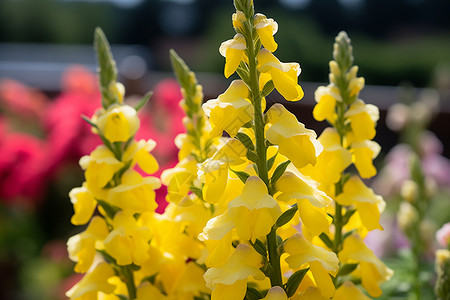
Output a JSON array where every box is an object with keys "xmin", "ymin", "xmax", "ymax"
[
  {"xmin": 44, "ymin": 66, "xmax": 102, "ymax": 174},
  {"xmin": 0, "ymin": 131, "xmax": 47, "ymax": 207},
  {"xmin": 436, "ymin": 223, "xmax": 450, "ymax": 248},
  {"xmin": 0, "ymin": 79, "xmax": 48, "ymax": 121}
]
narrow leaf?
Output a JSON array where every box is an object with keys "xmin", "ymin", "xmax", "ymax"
[
  {"xmin": 250, "ymin": 239, "xmax": 267, "ymax": 257},
  {"xmin": 337, "ymin": 263, "xmax": 358, "ymax": 277},
  {"xmin": 343, "ymin": 229, "xmax": 357, "ymax": 241},
  {"xmin": 285, "ymin": 268, "xmax": 309, "ymax": 297},
  {"xmin": 270, "ymin": 160, "xmax": 291, "ymax": 187},
  {"xmin": 319, "ymin": 233, "xmax": 334, "ymax": 250},
  {"xmin": 97, "ymin": 199, "xmax": 121, "ymax": 219},
  {"xmin": 81, "ymin": 115, "xmax": 98, "ymax": 128},
  {"xmin": 246, "ymin": 150, "xmax": 259, "ymax": 164},
  {"xmin": 266, "ymin": 151, "xmax": 278, "ymax": 171},
  {"xmin": 134, "ymin": 91, "xmax": 153, "ymax": 112},
  {"xmin": 236, "ymin": 132, "xmax": 255, "ymax": 151},
  {"xmin": 274, "ymin": 204, "xmax": 298, "ymax": 229},
  {"xmin": 230, "ymin": 168, "xmax": 251, "ymax": 184},
  {"xmin": 241, "ymin": 121, "xmax": 253, "ymax": 128},
  {"xmin": 236, "ymin": 66, "xmax": 250, "ymax": 84},
  {"xmin": 261, "ymin": 79, "xmax": 275, "ymax": 98},
  {"xmin": 190, "ymin": 186, "xmax": 204, "ymax": 200},
  {"xmin": 342, "ymin": 209, "xmax": 356, "ymax": 225}
]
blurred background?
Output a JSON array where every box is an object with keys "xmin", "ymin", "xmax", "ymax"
[{"xmin": 0, "ymin": 0, "xmax": 449, "ymax": 299}]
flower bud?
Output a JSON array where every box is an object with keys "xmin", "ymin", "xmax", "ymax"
[
  {"xmin": 400, "ymin": 180, "xmax": 418, "ymax": 203},
  {"xmin": 397, "ymin": 202, "xmax": 419, "ymax": 232},
  {"xmin": 435, "ymin": 249, "xmax": 450, "ymax": 299}
]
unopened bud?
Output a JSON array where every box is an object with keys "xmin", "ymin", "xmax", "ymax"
[
  {"xmin": 397, "ymin": 202, "xmax": 419, "ymax": 232},
  {"xmin": 400, "ymin": 180, "xmax": 418, "ymax": 203},
  {"xmin": 435, "ymin": 249, "xmax": 450, "ymax": 299},
  {"xmin": 329, "ymin": 60, "xmax": 340, "ymax": 77}
]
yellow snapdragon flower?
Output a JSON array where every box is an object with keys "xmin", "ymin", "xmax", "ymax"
[
  {"xmin": 202, "ymin": 80, "xmax": 253, "ymax": 138},
  {"xmin": 219, "ymin": 34, "xmax": 247, "ymax": 78},
  {"xmin": 339, "ymin": 235, "xmax": 393, "ymax": 297},
  {"xmin": 200, "ymin": 138, "xmax": 247, "ymax": 204},
  {"xmin": 283, "ymin": 233, "xmax": 339, "ymax": 298},
  {"xmin": 104, "ymin": 211, "xmax": 152, "ymax": 266},
  {"xmin": 265, "ymin": 104, "xmax": 322, "ymax": 169},
  {"xmin": 69, "ymin": 185, "xmax": 97, "ymax": 226},
  {"xmin": 204, "ymin": 244, "xmax": 265, "ymax": 300},
  {"xmin": 123, "ymin": 139, "xmax": 159, "ymax": 174},
  {"xmin": 96, "ymin": 104, "xmax": 140, "ymax": 143},
  {"xmin": 345, "ymin": 99, "xmax": 379, "ymax": 141},
  {"xmin": 257, "ymin": 49, "xmax": 304, "ymax": 101},
  {"xmin": 301, "ymin": 128, "xmax": 352, "ymax": 187},
  {"xmin": 66, "ymin": 262, "xmax": 116, "ymax": 300},
  {"xmin": 67, "ymin": 216, "xmax": 109, "ymax": 273},
  {"xmin": 109, "ymin": 170, "xmax": 161, "ymax": 213},
  {"xmin": 79, "ymin": 145, "xmax": 124, "ymax": 198},
  {"xmin": 336, "ymin": 176, "xmax": 385, "ymax": 231},
  {"xmin": 254, "ymin": 13, "xmax": 278, "ymax": 52}
]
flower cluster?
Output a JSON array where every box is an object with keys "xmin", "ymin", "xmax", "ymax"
[
  {"xmin": 306, "ymin": 31, "xmax": 393, "ymax": 297},
  {"xmin": 66, "ymin": 29, "xmax": 163, "ymax": 299},
  {"xmin": 66, "ymin": 1, "xmax": 393, "ymax": 299}
]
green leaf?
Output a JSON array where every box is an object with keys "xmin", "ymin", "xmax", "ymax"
[
  {"xmin": 94, "ymin": 27, "xmax": 118, "ymax": 108},
  {"xmin": 134, "ymin": 91, "xmax": 153, "ymax": 112},
  {"xmin": 97, "ymin": 199, "xmax": 121, "ymax": 219},
  {"xmin": 342, "ymin": 209, "xmax": 356, "ymax": 225},
  {"xmin": 337, "ymin": 263, "xmax": 358, "ymax": 277},
  {"xmin": 230, "ymin": 168, "xmax": 251, "ymax": 184},
  {"xmin": 285, "ymin": 268, "xmax": 309, "ymax": 297},
  {"xmin": 270, "ymin": 160, "xmax": 291, "ymax": 188},
  {"xmin": 343, "ymin": 229, "xmax": 357, "ymax": 241},
  {"xmin": 241, "ymin": 121, "xmax": 253, "ymax": 128},
  {"xmin": 236, "ymin": 132, "xmax": 255, "ymax": 151},
  {"xmin": 274, "ymin": 204, "xmax": 298, "ymax": 229},
  {"xmin": 190, "ymin": 186, "xmax": 204, "ymax": 200},
  {"xmin": 81, "ymin": 115, "xmax": 98, "ymax": 128},
  {"xmin": 250, "ymin": 239, "xmax": 267, "ymax": 257},
  {"xmin": 266, "ymin": 151, "xmax": 278, "ymax": 171},
  {"xmin": 261, "ymin": 80, "xmax": 275, "ymax": 98},
  {"xmin": 246, "ymin": 150, "xmax": 259, "ymax": 164},
  {"xmin": 236, "ymin": 66, "xmax": 250, "ymax": 84},
  {"xmin": 245, "ymin": 287, "xmax": 263, "ymax": 300},
  {"xmin": 319, "ymin": 233, "xmax": 334, "ymax": 249},
  {"xmin": 97, "ymin": 249, "xmax": 117, "ymax": 265}
]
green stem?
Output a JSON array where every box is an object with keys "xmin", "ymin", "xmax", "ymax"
[
  {"xmin": 122, "ymin": 266, "xmax": 137, "ymax": 299},
  {"xmin": 267, "ymin": 227, "xmax": 283, "ymax": 287},
  {"xmin": 244, "ymin": 16, "xmax": 280, "ymax": 287},
  {"xmin": 334, "ymin": 203, "xmax": 343, "ymax": 253}
]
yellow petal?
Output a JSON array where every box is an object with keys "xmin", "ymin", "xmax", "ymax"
[
  {"xmin": 211, "ymin": 280, "xmax": 247, "ymax": 300},
  {"xmin": 334, "ymin": 281, "xmax": 371, "ymax": 300},
  {"xmin": 70, "ymin": 186, "xmax": 97, "ymax": 225},
  {"xmin": 262, "ymin": 286, "xmax": 287, "ymax": 300},
  {"xmin": 66, "ymin": 263, "xmax": 116, "ymax": 299},
  {"xmin": 297, "ymin": 199, "xmax": 331, "ymax": 236},
  {"xmin": 284, "ymin": 233, "xmax": 339, "ymax": 274},
  {"xmin": 225, "ymin": 48, "xmax": 244, "ymax": 78},
  {"xmin": 313, "ymin": 94, "xmax": 336, "ymax": 122},
  {"xmin": 310, "ymin": 260, "xmax": 335, "ymax": 298}
]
